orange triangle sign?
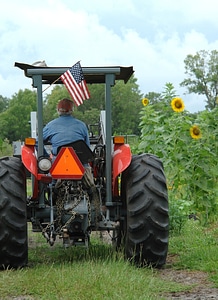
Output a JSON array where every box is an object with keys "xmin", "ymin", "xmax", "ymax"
[{"xmin": 50, "ymin": 147, "xmax": 85, "ymax": 179}]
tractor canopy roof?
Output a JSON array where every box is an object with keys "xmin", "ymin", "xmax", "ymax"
[{"xmin": 14, "ymin": 62, "xmax": 134, "ymax": 85}]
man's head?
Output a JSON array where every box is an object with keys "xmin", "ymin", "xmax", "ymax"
[{"xmin": 57, "ymin": 98, "xmax": 74, "ymax": 115}]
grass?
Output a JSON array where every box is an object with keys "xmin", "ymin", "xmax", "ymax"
[
  {"xmin": 0, "ymin": 228, "xmax": 182, "ymax": 300},
  {"xmin": 0, "ymin": 260, "xmax": 174, "ymax": 300},
  {"xmin": 169, "ymin": 220, "xmax": 218, "ymax": 285},
  {"xmin": 1, "ymin": 220, "xmax": 218, "ymax": 299}
]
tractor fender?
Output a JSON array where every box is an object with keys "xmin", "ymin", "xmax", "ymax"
[
  {"xmin": 21, "ymin": 144, "xmax": 38, "ymax": 178},
  {"xmin": 112, "ymin": 144, "xmax": 132, "ymax": 196},
  {"xmin": 21, "ymin": 145, "xmax": 51, "ymax": 199}
]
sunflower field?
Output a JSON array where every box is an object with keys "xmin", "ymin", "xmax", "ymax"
[{"xmin": 138, "ymin": 83, "xmax": 218, "ymax": 231}]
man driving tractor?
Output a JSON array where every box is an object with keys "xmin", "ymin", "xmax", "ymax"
[{"xmin": 43, "ymin": 98, "xmax": 97, "ymax": 199}]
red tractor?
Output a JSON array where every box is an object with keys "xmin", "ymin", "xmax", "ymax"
[{"xmin": 0, "ymin": 62, "xmax": 169, "ymax": 269}]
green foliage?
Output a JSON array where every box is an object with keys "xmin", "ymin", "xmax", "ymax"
[
  {"xmin": 0, "ymin": 75, "xmax": 142, "ymax": 143},
  {"xmin": 75, "ymin": 108, "xmax": 101, "ymax": 131},
  {"xmin": 111, "ymin": 78, "xmax": 142, "ymax": 135},
  {"xmin": 180, "ymin": 50, "xmax": 218, "ymax": 110},
  {"xmin": 170, "ymin": 220, "xmax": 218, "ymax": 273},
  {"xmin": 0, "ymin": 138, "xmax": 13, "ymax": 156},
  {"xmin": 0, "ymin": 95, "xmax": 9, "ymax": 113},
  {"xmin": 143, "ymin": 91, "xmax": 161, "ymax": 105},
  {"xmin": 43, "ymin": 75, "xmax": 142, "ymax": 135},
  {"xmin": 169, "ymin": 194, "xmax": 194, "ymax": 235},
  {"xmin": 138, "ymin": 83, "xmax": 218, "ymax": 228},
  {"xmin": 0, "ymin": 89, "xmax": 37, "ymax": 142}
]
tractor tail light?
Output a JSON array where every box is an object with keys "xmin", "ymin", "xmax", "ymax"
[
  {"xmin": 25, "ymin": 137, "xmax": 36, "ymax": 146},
  {"xmin": 113, "ymin": 136, "xmax": 125, "ymax": 144}
]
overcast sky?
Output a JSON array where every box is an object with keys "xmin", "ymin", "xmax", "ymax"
[{"xmin": 1, "ymin": 0, "xmax": 218, "ymax": 112}]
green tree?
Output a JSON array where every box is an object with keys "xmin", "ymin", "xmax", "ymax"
[
  {"xmin": 111, "ymin": 76, "xmax": 142, "ymax": 135},
  {"xmin": 143, "ymin": 91, "xmax": 161, "ymax": 105},
  {"xmin": 180, "ymin": 50, "xmax": 218, "ymax": 110},
  {"xmin": 0, "ymin": 95, "xmax": 9, "ymax": 113},
  {"xmin": 76, "ymin": 75, "xmax": 143, "ymax": 135},
  {"xmin": 43, "ymin": 85, "xmax": 104, "ymax": 126},
  {"xmin": 0, "ymin": 138, "xmax": 12, "ymax": 156},
  {"xmin": 43, "ymin": 75, "xmax": 142, "ymax": 135},
  {"xmin": 77, "ymin": 84, "xmax": 105, "ymax": 113},
  {"xmin": 0, "ymin": 89, "xmax": 37, "ymax": 142}
]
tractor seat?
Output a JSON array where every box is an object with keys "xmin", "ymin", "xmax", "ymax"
[{"xmin": 57, "ymin": 140, "xmax": 94, "ymax": 165}]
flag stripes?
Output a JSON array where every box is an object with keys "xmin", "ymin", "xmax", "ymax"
[{"xmin": 60, "ymin": 62, "xmax": 90, "ymax": 106}]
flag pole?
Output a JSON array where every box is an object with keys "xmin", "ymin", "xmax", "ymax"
[{"xmin": 42, "ymin": 76, "xmax": 61, "ymax": 93}]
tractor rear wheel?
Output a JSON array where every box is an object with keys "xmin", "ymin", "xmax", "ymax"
[
  {"xmin": 121, "ymin": 153, "xmax": 169, "ymax": 267},
  {"xmin": 0, "ymin": 157, "xmax": 27, "ymax": 269}
]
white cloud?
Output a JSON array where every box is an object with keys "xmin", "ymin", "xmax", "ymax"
[{"xmin": 1, "ymin": 0, "xmax": 218, "ymax": 112}]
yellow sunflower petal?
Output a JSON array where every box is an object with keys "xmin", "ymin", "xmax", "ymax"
[
  {"xmin": 171, "ymin": 97, "xmax": 185, "ymax": 112},
  {"xmin": 190, "ymin": 125, "xmax": 202, "ymax": 139},
  {"xmin": 142, "ymin": 98, "xmax": 149, "ymax": 106}
]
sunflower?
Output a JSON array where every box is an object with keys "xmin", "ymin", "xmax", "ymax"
[
  {"xmin": 171, "ymin": 97, "xmax": 185, "ymax": 112},
  {"xmin": 142, "ymin": 98, "xmax": 149, "ymax": 106},
  {"xmin": 190, "ymin": 125, "xmax": 202, "ymax": 139}
]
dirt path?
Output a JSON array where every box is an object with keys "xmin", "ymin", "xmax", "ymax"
[{"xmin": 159, "ymin": 255, "xmax": 218, "ymax": 299}]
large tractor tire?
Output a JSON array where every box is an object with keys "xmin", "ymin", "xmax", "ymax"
[
  {"xmin": 0, "ymin": 157, "xmax": 27, "ymax": 269},
  {"xmin": 121, "ymin": 153, "xmax": 169, "ymax": 267}
]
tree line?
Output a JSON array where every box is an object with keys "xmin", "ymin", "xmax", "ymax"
[
  {"xmin": 0, "ymin": 76, "xmax": 143, "ymax": 143},
  {"xmin": 0, "ymin": 49, "xmax": 217, "ymax": 143}
]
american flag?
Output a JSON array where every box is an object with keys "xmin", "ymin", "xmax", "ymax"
[{"xmin": 60, "ymin": 62, "xmax": 90, "ymax": 106}]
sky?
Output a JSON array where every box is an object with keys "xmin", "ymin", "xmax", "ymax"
[{"xmin": 1, "ymin": 0, "xmax": 218, "ymax": 112}]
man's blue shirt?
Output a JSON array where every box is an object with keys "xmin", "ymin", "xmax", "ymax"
[{"xmin": 43, "ymin": 115, "xmax": 90, "ymax": 155}]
